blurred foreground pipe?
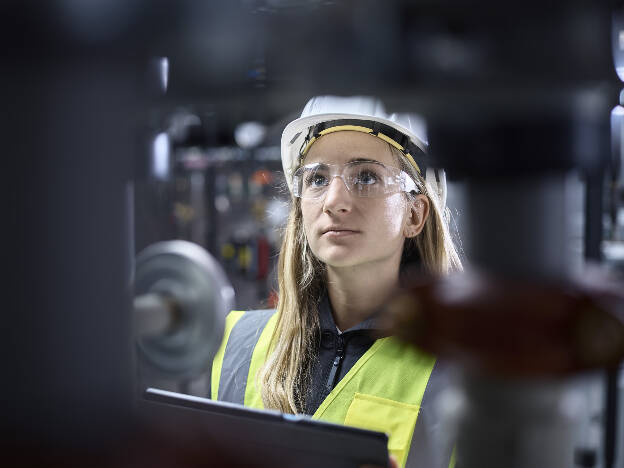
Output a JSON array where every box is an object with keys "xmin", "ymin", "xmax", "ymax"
[{"xmin": 386, "ymin": 271, "xmax": 624, "ymax": 468}]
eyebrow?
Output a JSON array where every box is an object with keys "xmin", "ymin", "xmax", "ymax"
[
  {"xmin": 304, "ymin": 158, "xmax": 383, "ymax": 168},
  {"xmin": 346, "ymin": 157, "xmax": 381, "ymax": 164}
]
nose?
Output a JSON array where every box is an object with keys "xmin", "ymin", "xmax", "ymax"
[{"xmin": 322, "ymin": 176, "xmax": 352, "ymax": 213}]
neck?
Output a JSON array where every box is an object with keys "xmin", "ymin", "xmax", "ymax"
[{"xmin": 325, "ymin": 259, "xmax": 400, "ymax": 331}]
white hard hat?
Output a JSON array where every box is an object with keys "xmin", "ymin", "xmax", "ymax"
[{"xmin": 280, "ymin": 95, "xmax": 447, "ymax": 207}]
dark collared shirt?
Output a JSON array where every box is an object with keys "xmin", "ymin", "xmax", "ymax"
[{"xmin": 303, "ymin": 293, "xmax": 382, "ymax": 415}]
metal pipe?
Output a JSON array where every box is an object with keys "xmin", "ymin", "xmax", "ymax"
[{"xmin": 134, "ymin": 293, "xmax": 177, "ymax": 337}]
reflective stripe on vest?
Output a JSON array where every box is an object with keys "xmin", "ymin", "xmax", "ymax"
[
  {"xmin": 213, "ymin": 310, "xmax": 448, "ymax": 468},
  {"xmin": 405, "ymin": 360, "xmax": 456, "ymax": 468},
  {"xmin": 212, "ymin": 309, "xmax": 275, "ymax": 404}
]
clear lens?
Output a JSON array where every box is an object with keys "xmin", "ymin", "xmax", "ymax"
[{"xmin": 293, "ymin": 161, "xmax": 418, "ymax": 199}]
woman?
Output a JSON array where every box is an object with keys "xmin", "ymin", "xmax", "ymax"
[{"xmin": 211, "ymin": 96, "xmax": 462, "ymax": 468}]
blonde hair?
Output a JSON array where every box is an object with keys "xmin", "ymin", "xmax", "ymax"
[
  {"xmin": 394, "ymin": 147, "xmax": 463, "ymax": 276},
  {"xmin": 258, "ymin": 143, "xmax": 462, "ymax": 414}
]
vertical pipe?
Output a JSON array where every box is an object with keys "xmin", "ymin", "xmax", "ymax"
[
  {"xmin": 466, "ymin": 174, "xmax": 573, "ymax": 279},
  {"xmin": 585, "ymin": 173, "xmax": 604, "ymax": 262},
  {"xmin": 586, "ymin": 171, "xmax": 618, "ymax": 468},
  {"xmin": 3, "ymin": 57, "xmax": 138, "ymax": 458}
]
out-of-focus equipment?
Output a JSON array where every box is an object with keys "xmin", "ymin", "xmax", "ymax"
[
  {"xmin": 134, "ymin": 240, "xmax": 234, "ymax": 380},
  {"xmin": 386, "ymin": 271, "xmax": 624, "ymax": 468},
  {"xmin": 5, "ymin": 1, "xmax": 624, "ymax": 467},
  {"xmin": 388, "ymin": 271, "xmax": 624, "ymax": 377}
]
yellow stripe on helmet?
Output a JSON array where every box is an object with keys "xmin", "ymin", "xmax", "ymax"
[
  {"xmin": 300, "ymin": 136, "xmax": 317, "ymax": 157},
  {"xmin": 403, "ymin": 153, "xmax": 421, "ymax": 174},
  {"xmin": 299, "ymin": 123, "xmax": 422, "ymax": 175},
  {"xmin": 318, "ymin": 124, "xmax": 373, "ymax": 137},
  {"xmin": 376, "ymin": 132, "xmax": 422, "ymax": 174},
  {"xmin": 375, "ymin": 132, "xmax": 404, "ymax": 151}
]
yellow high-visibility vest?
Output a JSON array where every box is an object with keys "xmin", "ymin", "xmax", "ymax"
[{"xmin": 211, "ymin": 309, "xmax": 450, "ymax": 468}]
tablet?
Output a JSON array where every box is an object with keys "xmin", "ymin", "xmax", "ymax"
[{"xmin": 143, "ymin": 387, "xmax": 389, "ymax": 468}]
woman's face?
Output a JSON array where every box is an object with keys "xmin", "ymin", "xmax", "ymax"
[{"xmin": 300, "ymin": 131, "xmax": 426, "ymax": 270}]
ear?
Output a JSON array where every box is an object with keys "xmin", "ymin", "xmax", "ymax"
[{"xmin": 403, "ymin": 195, "xmax": 429, "ymax": 238}]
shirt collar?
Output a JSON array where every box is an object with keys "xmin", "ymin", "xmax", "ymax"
[{"xmin": 318, "ymin": 292, "xmax": 379, "ymax": 334}]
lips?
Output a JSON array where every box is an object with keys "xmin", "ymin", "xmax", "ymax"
[{"xmin": 321, "ymin": 226, "xmax": 360, "ymax": 236}]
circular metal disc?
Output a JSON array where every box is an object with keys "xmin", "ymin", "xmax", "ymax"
[{"xmin": 134, "ymin": 240, "xmax": 234, "ymax": 380}]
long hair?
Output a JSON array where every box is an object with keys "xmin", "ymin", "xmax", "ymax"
[
  {"xmin": 394, "ymin": 146, "xmax": 463, "ymax": 276},
  {"xmin": 257, "ymin": 143, "xmax": 463, "ymax": 414}
]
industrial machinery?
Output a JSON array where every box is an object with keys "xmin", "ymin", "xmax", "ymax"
[
  {"xmin": 134, "ymin": 240, "xmax": 234, "ymax": 381},
  {"xmin": 3, "ymin": 1, "xmax": 624, "ymax": 467}
]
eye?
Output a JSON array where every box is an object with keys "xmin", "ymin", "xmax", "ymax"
[
  {"xmin": 354, "ymin": 169, "xmax": 379, "ymax": 185},
  {"xmin": 305, "ymin": 171, "xmax": 329, "ymax": 188}
]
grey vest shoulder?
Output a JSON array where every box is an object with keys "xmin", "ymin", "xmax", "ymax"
[{"xmin": 218, "ymin": 309, "xmax": 276, "ymax": 405}]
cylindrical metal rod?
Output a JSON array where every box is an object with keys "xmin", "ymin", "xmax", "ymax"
[
  {"xmin": 455, "ymin": 376, "xmax": 584, "ymax": 468},
  {"xmin": 134, "ymin": 293, "xmax": 176, "ymax": 337}
]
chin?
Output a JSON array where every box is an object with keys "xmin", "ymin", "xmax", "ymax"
[
  {"xmin": 316, "ymin": 250, "xmax": 365, "ymax": 268},
  {"xmin": 323, "ymin": 258, "xmax": 358, "ymax": 268}
]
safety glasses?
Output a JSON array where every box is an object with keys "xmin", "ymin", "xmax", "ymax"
[{"xmin": 292, "ymin": 160, "xmax": 419, "ymax": 199}]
